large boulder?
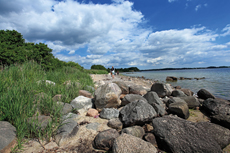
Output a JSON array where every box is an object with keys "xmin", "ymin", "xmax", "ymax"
[
  {"xmin": 108, "ymin": 118, "xmax": 123, "ymax": 130},
  {"xmin": 197, "ymin": 89, "xmax": 215, "ymax": 100},
  {"xmin": 129, "ymin": 84, "xmax": 148, "ymax": 96},
  {"xmin": 56, "ymin": 102, "xmax": 73, "ymax": 115},
  {"xmin": 152, "ymin": 116, "xmax": 222, "ymax": 153},
  {"xmin": 144, "ymin": 91, "xmax": 166, "ymax": 116},
  {"xmin": 55, "ymin": 113, "xmax": 79, "ymax": 146},
  {"xmin": 180, "ymin": 96, "xmax": 200, "ymax": 109},
  {"xmin": 121, "ymin": 126, "xmax": 145, "ymax": 139},
  {"xmin": 151, "ymin": 83, "xmax": 173, "ymax": 98},
  {"xmin": 113, "ymin": 81, "xmax": 129, "ymax": 94},
  {"xmin": 168, "ymin": 102, "xmax": 190, "ymax": 119},
  {"xmin": 121, "ymin": 94, "xmax": 147, "ymax": 106},
  {"xmin": 166, "ymin": 76, "xmax": 178, "ymax": 81},
  {"xmin": 171, "ymin": 90, "xmax": 187, "ymax": 97},
  {"xmin": 100, "ymin": 108, "xmax": 119, "ymax": 120},
  {"xmin": 179, "ymin": 88, "xmax": 194, "ymax": 96},
  {"xmin": 70, "ymin": 96, "xmax": 93, "ymax": 115},
  {"xmin": 94, "ymin": 83, "xmax": 122, "ymax": 111},
  {"xmin": 120, "ymin": 100, "xmax": 157, "ymax": 127},
  {"xmin": 0, "ymin": 121, "xmax": 17, "ymax": 153},
  {"xmin": 166, "ymin": 97, "xmax": 186, "ymax": 107},
  {"xmin": 93, "ymin": 129, "xmax": 120, "ymax": 151},
  {"xmin": 112, "ymin": 133, "xmax": 157, "ymax": 153}
]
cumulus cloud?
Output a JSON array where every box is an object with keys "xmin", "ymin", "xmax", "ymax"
[{"xmin": 195, "ymin": 4, "xmax": 201, "ymax": 11}]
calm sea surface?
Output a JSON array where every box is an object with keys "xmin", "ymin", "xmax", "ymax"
[{"xmin": 122, "ymin": 68, "xmax": 230, "ymax": 100}]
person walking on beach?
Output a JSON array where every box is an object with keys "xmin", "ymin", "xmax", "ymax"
[{"xmin": 111, "ymin": 66, "xmax": 115, "ymax": 79}]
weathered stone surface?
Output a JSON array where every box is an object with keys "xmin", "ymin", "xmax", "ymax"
[
  {"xmin": 100, "ymin": 108, "xmax": 119, "ymax": 120},
  {"xmin": 179, "ymin": 88, "xmax": 194, "ymax": 96},
  {"xmin": 93, "ymin": 129, "xmax": 120, "ymax": 151},
  {"xmin": 180, "ymin": 96, "xmax": 200, "ymax": 109},
  {"xmin": 56, "ymin": 102, "xmax": 73, "ymax": 115},
  {"xmin": 168, "ymin": 102, "xmax": 190, "ymax": 119},
  {"xmin": 86, "ymin": 108, "xmax": 99, "ymax": 117},
  {"xmin": 166, "ymin": 97, "xmax": 187, "ymax": 107},
  {"xmin": 121, "ymin": 94, "xmax": 147, "ymax": 106},
  {"xmin": 120, "ymin": 100, "xmax": 157, "ymax": 127},
  {"xmin": 143, "ymin": 91, "xmax": 166, "ymax": 116},
  {"xmin": 108, "ymin": 118, "xmax": 123, "ymax": 130},
  {"xmin": 79, "ymin": 90, "xmax": 93, "ymax": 98},
  {"xmin": 197, "ymin": 89, "xmax": 215, "ymax": 100},
  {"xmin": 55, "ymin": 113, "xmax": 79, "ymax": 146},
  {"xmin": 27, "ymin": 115, "xmax": 52, "ymax": 130},
  {"xmin": 94, "ymin": 83, "xmax": 122, "ymax": 111},
  {"xmin": 211, "ymin": 114, "xmax": 230, "ymax": 129},
  {"xmin": 171, "ymin": 90, "xmax": 187, "ymax": 97},
  {"xmin": 86, "ymin": 122, "xmax": 100, "ymax": 131},
  {"xmin": 152, "ymin": 116, "xmax": 222, "ymax": 153},
  {"xmin": 44, "ymin": 141, "xmax": 58, "ymax": 150},
  {"xmin": 121, "ymin": 126, "xmax": 145, "ymax": 138},
  {"xmin": 112, "ymin": 133, "xmax": 157, "ymax": 153},
  {"xmin": 151, "ymin": 83, "xmax": 172, "ymax": 98},
  {"xmin": 197, "ymin": 122, "xmax": 230, "ymax": 149},
  {"xmin": 70, "ymin": 96, "xmax": 93, "ymax": 115},
  {"xmin": 143, "ymin": 133, "xmax": 158, "ymax": 148},
  {"xmin": 166, "ymin": 76, "xmax": 178, "ymax": 81},
  {"xmin": 0, "ymin": 121, "xmax": 17, "ymax": 153},
  {"xmin": 113, "ymin": 81, "xmax": 129, "ymax": 94},
  {"xmin": 129, "ymin": 84, "xmax": 148, "ymax": 96}
]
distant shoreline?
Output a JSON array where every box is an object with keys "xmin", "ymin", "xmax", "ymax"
[{"xmin": 139, "ymin": 66, "xmax": 230, "ymax": 72}]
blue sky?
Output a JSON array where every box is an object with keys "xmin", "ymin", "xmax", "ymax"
[{"xmin": 0, "ymin": 0, "xmax": 230, "ymax": 69}]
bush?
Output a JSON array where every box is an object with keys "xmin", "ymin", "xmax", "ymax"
[{"xmin": 91, "ymin": 64, "xmax": 107, "ymax": 71}]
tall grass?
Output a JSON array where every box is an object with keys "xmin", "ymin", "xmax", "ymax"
[{"xmin": 0, "ymin": 61, "xmax": 94, "ymax": 150}]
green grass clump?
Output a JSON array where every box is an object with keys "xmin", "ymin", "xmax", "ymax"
[{"xmin": 0, "ymin": 61, "xmax": 94, "ymax": 150}]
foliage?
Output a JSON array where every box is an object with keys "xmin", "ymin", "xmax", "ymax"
[
  {"xmin": 91, "ymin": 64, "xmax": 107, "ymax": 71},
  {"xmin": 84, "ymin": 69, "xmax": 108, "ymax": 74},
  {"xmin": 109, "ymin": 67, "xmax": 140, "ymax": 72},
  {"xmin": 0, "ymin": 61, "xmax": 94, "ymax": 150}
]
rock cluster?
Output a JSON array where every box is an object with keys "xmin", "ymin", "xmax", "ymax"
[{"xmin": 1, "ymin": 76, "xmax": 230, "ymax": 153}]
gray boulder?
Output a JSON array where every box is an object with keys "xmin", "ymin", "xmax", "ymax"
[
  {"xmin": 144, "ymin": 91, "xmax": 166, "ymax": 116},
  {"xmin": 166, "ymin": 97, "xmax": 187, "ymax": 107},
  {"xmin": 86, "ymin": 122, "xmax": 100, "ymax": 131},
  {"xmin": 120, "ymin": 100, "xmax": 157, "ymax": 127},
  {"xmin": 94, "ymin": 83, "xmax": 122, "ymax": 111},
  {"xmin": 121, "ymin": 94, "xmax": 147, "ymax": 106},
  {"xmin": 93, "ymin": 129, "xmax": 120, "ymax": 151},
  {"xmin": 171, "ymin": 89, "xmax": 187, "ymax": 97},
  {"xmin": 151, "ymin": 83, "xmax": 173, "ymax": 98},
  {"xmin": 179, "ymin": 88, "xmax": 194, "ymax": 96},
  {"xmin": 197, "ymin": 89, "xmax": 215, "ymax": 100},
  {"xmin": 100, "ymin": 108, "xmax": 119, "ymax": 120},
  {"xmin": 0, "ymin": 121, "xmax": 17, "ymax": 153},
  {"xmin": 121, "ymin": 126, "xmax": 145, "ymax": 138},
  {"xmin": 113, "ymin": 81, "xmax": 129, "ymax": 94},
  {"xmin": 129, "ymin": 84, "xmax": 148, "ymax": 96},
  {"xmin": 108, "ymin": 118, "xmax": 123, "ymax": 130},
  {"xmin": 168, "ymin": 102, "xmax": 190, "ymax": 119},
  {"xmin": 55, "ymin": 113, "xmax": 79, "ymax": 146},
  {"xmin": 180, "ymin": 96, "xmax": 200, "ymax": 109},
  {"xmin": 56, "ymin": 102, "xmax": 73, "ymax": 115},
  {"xmin": 152, "ymin": 116, "xmax": 222, "ymax": 153},
  {"xmin": 143, "ymin": 133, "xmax": 158, "ymax": 148},
  {"xmin": 70, "ymin": 96, "xmax": 93, "ymax": 114},
  {"xmin": 112, "ymin": 133, "xmax": 157, "ymax": 153}
]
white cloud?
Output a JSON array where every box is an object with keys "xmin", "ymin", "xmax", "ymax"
[
  {"xmin": 221, "ymin": 24, "xmax": 230, "ymax": 36},
  {"xmin": 195, "ymin": 4, "xmax": 201, "ymax": 11},
  {"xmin": 168, "ymin": 0, "xmax": 177, "ymax": 3}
]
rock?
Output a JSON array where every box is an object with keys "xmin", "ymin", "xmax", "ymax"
[
  {"xmin": 120, "ymin": 100, "xmax": 157, "ymax": 127},
  {"xmin": 0, "ymin": 121, "xmax": 17, "ymax": 153},
  {"xmin": 108, "ymin": 118, "xmax": 123, "ymax": 130},
  {"xmin": 197, "ymin": 89, "xmax": 215, "ymax": 100},
  {"xmin": 86, "ymin": 108, "xmax": 99, "ymax": 117},
  {"xmin": 93, "ymin": 129, "xmax": 120, "ymax": 151},
  {"xmin": 175, "ymin": 86, "xmax": 181, "ymax": 89},
  {"xmin": 56, "ymin": 102, "xmax": 73, "ymax": 115},
  {"xmin": 112, "ymin": 133, "xmax": 157, "ymax": 153},
  {"xmin": 171, "ymin": 90, "xmax": 187, "ymax": 97},
  {"xmin": 168, "ymin": 102, "xmax": 190, "ymax": 119},
  {"xmin": 55, "ymin": 113, "xmax": 79, "ymax": 146},
  {"xmin": 100, "ymin": 108, "xmax": 119, "ymax": 120},
  {"xmin": 180, "ymin": 96, "xmax": 200, "ymax": 109},
  {"xmin": 166, "ymin": 76, "xmax": 178, "ymax": 81},
  {"xmin": 129, "ymin": 84, "xmax": 148, "ymax": 96},
  {"xmin": 211, "ymin": 114, "xmax": 230, "ymax": 129},
  {"xmin": 121, "ymin": 126, "xmax": 145, "ymax": 138},
  {"xmin": 86, "ymin": 122, "xmax": 100, "ymax": 131},
  {"xmin": 197, "ymin": 122, "xmax": 230, "ymax": 149},
  {"xmin": 27, "ymin": 115, "xmax": 52, "ymax": 130},
  {"xmin": 52, "ymin": 94, "xmax": 62, "ymax": 102},
  {"xmin": 119, "ymin": 94, "xmax": 126, "ymax": 100},
  {"xmin": 79, "ymin": 90, "xmax": 93, "ymax": 98},
  {"xmin": 151, "ymin": 83, "xmax": 173, "ymax": 98},
  {"xmin": 143, "ymin": 133, "xmax": 158, "ymax": 148},
  {"xmin": 113, "ymin": 81, "xmax": 129, "ymax": 94},
  {"xmin": 143, "ymin": 91, "xmax": 166, "ymax": 116},
  {"xmin": 152, "ymin": 116, "xmax": 222, "ymax": 153},
  {"xmin": 44, "ymin": 141, "xmax": 58, "ymax": 150},
  {"xmin": 179, "ymin": 88, "xmax": 194, "ymax": 96},
  {"xmin": 70, "ymin": 96, "xmax": 93, "ymax": 115},
  {"xmin": 94, "ymin": 83, "xmax": 122, "ymax": 111},
  {"xmin": 121, "ymin": 94, "xmax": 147, "ymax": 106},
  {"xmin": 142, "ymin": 124, "xmax": 154, "ymax": 132},
  {"xmin": 166, "ymin": 97, "xmax": 187, "ymax": 107}
]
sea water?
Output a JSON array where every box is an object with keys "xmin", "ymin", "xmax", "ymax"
[{"xmin": 122, "ymin": 68, "xmax": 230, "ymax": 100}]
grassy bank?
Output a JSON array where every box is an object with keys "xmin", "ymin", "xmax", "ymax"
[{"xmin": 0, "ymin": 61, "xmax": 97, "ymax": 151}]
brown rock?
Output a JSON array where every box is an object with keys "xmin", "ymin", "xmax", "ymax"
[
  {"xmin": 52, "ymin": 94, "xmax": 62, "ymax": 102},
  {"xmin": 86, "ymin": 109, "xmax": 99, "ymax": 117},
  {"xmin": 119, "ymin": 94, "xmax": 126, "ymax": 100},
  {"xmin": 79, "ymin": 90, "xmax": 93, "ymax": 98},
  {"xmin": 179, "ymin": 88, "xmax": 194, "ymax": 96}
]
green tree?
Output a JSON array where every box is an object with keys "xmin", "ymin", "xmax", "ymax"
[{"xmin": 91, "ymin": 64, "xmax": 107, "ymax": 71}]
